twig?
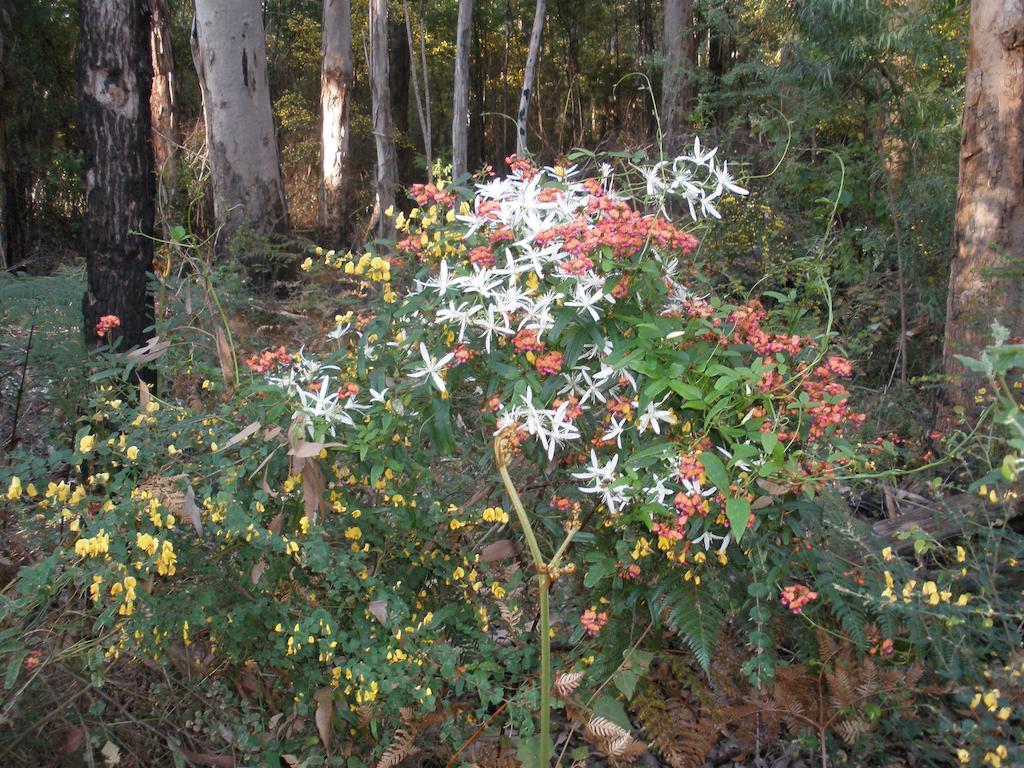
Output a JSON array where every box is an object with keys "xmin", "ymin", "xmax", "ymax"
[{"xmin": 6, "ymin": 309, "xmax": 36, "ymax": 450}]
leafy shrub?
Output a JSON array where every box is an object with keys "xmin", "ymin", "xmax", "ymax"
[{"xmin": 3, "ymin": 146, "xmax": 1018, "ymax": 765}]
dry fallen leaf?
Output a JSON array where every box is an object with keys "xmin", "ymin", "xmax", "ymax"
[
  {"xmin": 480, "ymin": 539, "xmax": 518, "ymax": 562},
  {"xmin": 62, "ymin": 726, "xmax": 85, "ymax": 754},
  {"xmin": 313, "ymin": 686, "xmax": 335, "ymax": 753},
  {"xmin": 214, "ymin": 325, "xmax": 235, "ymax": 386},
  {"xmin": 224, "ymin": 420, "xmax": 261, "ymax": 450},
  {"xmin": 301, "ymin": 459, "xmax": 325, "ymax": 523},
  {"xmin": 101, "ymin": 740, "xmax": 121, "ymax": 767},
  {"xmin": 251, "ymin": 559, "xmax": 268, "ymax": 584},
  {"xmin": 369, "ymin": 599, "xmax": 388, "ymax": 624},
  {"xmin": 181, "ymin": 482, "xmax": 204, "ymax": 537}
]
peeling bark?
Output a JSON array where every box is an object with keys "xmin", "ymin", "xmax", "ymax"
[
  {"xmin": 941, "ymin": 0, "xmax": 1024, "ymax": 419},
  {"xmin": 191, "ymin": 0, "xmax": 287, "ymax": 254},
  {"xmin": 319, "ymin": 0, "xmax": 353, "ymax": 247},
  {"xmin": 150, "ymin": 0, "xmax": 180, "ymax": 233},
  {"xmin": 78, "ymin": 0, "xmax": 155, "ymax": 353}
]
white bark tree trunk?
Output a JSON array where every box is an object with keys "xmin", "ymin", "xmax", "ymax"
[
  {"xmin": 516, "ymin": 0, "xmax": 546, "ymax": 157},
  {"xmin": 661, "ymin": 0, "xmax": 694, "ymax": 156},
  {"xmin": 369, "ymin": 0, "xmax": 398, "ymax": 239},
  {"xmin": 452, "ymin": 0, "xmax": 473, "ymax": 178},
  {"xmin": 191, "ymin": 0, "xmax": 287, "ymax": 253},
  {"xmin": 320, "ymin": 0, "xmax": 353, "ymax": 247}
]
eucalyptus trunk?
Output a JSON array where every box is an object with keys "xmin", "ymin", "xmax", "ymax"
[
  {"xmin": 78, "ymin": 0, "xmax": 155, "ymax": 352},
  {"xmin": 516, "ymin": 0, "xmax": 546, "ymax": 157},
  {"xmin": 940, "ymin": 0, "xmax": 1024, "ymax": 420},
  {"xmin": 452, "ymin": 0, "xmax": 473, "ymax": 178},
  {"xmin": 150, "ymin": 0, "xmax": 180, "ymax": 233},
  {"xmin": 661, "ymin": 0, "xmax": 694, "ymax": 156},
  {"xmin": 191, "ymin": 0, "xmax": 287, "ymax": 254},
  {"xmin": 370, "ymin": 0, "xmax": 398, "ymax": 239},
  {"xmin": 319, "ymin": 0, "xmax": 353, "ymax": 247}
]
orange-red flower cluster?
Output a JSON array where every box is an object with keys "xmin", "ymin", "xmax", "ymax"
[
  {"xmin": 409, "ymin": 182, "xmax": 456, "ymax": 208},
  {"xmin": 581, "ymin": 607, "xmax": 609, "ymax": 636},
  {"xmin": 780, "ymin": 584, "xmax": 818, "ymax": 614},
  {"xmin": 96, "ymin": 314, "xmax": 121, "ymax": 338},
  {"xmin": 245, "ymin": 346, "xmax": 292, "ymax": 374}
]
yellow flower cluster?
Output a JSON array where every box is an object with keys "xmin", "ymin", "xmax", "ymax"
[
  {"xmin": 979, "ymin": 483, "xmax": 1018, "ymax": 505},
  {"xmin": 631, "ymin": 537, "xmax": 653, "ymax": 560},
  {"xmin": 882, "ymin": 572, "xmax": 969, "ymax": 606},
  {"xmin": 481, "ymin": 506, "xmax": 509, "ymax": 524},
  {"xmin": 75, "ymin": 530, "xmax": 110, "ymax": 558},
  {"xmin": 970, "ymin": 688, "xmax": 1013, "ymax": 721},
  {"xmin": 314, "ymin": 247, "xmax": 392, "ymax": 283},
  {"xmin": 110, "ymin": 576, "xmax": 138, "ymax": 616}
]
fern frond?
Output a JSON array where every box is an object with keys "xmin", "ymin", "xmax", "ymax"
[
  {"xmin": 586, "ymin": 715, "xmax": 630, "ymax": 740},
  {"xmin": 666, "ymin": 587, "xmax": 722, "ymax": 672},
  {"xmin": 554, "ymin": 670, "xmax": 585, "ymax": 699},
  {"xmin": 376, "ymin": 728, "xmax": 418, "ymax": 768}
]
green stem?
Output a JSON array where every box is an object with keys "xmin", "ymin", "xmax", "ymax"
[
  {"xmin": 494, "ymin": 433, "xmax": 552, "ymax": 766},
  {"xmin": 539, "ymin": 573, "xmax": 551, "ymax": 766}
]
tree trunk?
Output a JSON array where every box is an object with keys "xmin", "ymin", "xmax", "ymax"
[
  {"xmin": 191, "ymin": 0, "xmax": 287, "ymax": 254},
  {"xmin": 150, "ymin": 0, "xmax": 180, "ymax": 234},
  {"xmin": 389, "ymin": 17, "xmax": 410, "ymax": 137},
  {"xmin": 319, "ymin": 0, "xmax": 353, "ymax": 247},
  {"xmin": 516, "ymin": 0, "xmax": 546, "ymax": 157},
  {"xmin": 940, "ymin": 0, "xmax": 1024, "ymax": 420},
  {"xmin": 78, "ymin": 0, "xmax": 155, "ymax": 353},
  {"xmin": 0, "ymin": 8, "xmax": 8, "ymax": 270},
  {"xmin": 661, "ymin": 0, "xmax": 694, "ymax": 156},
  {"xmin": 452, "ymin": 0, "xmax": 473, "ymax": 178},
  {"xmin": 369, "ymin": 0, "xmax": 398, "ymax": 239}
]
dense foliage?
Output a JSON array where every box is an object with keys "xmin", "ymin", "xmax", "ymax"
[{"xmin": 1, "ymin": 145, "xmax": 1022, "ymax": 764}]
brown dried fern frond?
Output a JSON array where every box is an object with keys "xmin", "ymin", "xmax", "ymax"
[
  {"xmin": 586, "ymin": 715, "xmax": 630, "ymax": 741},
  {"xmin": 377, "ymin": 728, "xmax": 418, "ymax": 768},
  {"xmin": 554, "ymin": 670, "xmax": 585, "ymax": 699},
  {"xmin": 632, "ymin": 665, "xmax": 719, "ymax": 768}
]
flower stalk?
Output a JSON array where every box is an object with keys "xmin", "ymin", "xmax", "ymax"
[{"xmin": 495, "ymin": 428, "xmax": 577, "ymax": 767}]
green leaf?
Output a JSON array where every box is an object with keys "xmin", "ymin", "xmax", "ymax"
[
  {"xmin": 699, "ymin": 452, "xmax": 730, "ymax": 494},
  {"xmin": 592, "ymin": 695, "xmax": 632, "ymax": 731},
  {"xmin": 516, "ymin": 734, "xmax": 554, "ymax": 765},
  {"xmin": 612, "ymin": 649, "xmax": 653, "ymax": 699},
  {"xmin": 584, "ymin": 557, "xmax": 615, "ymax": 587},
  {"xmin": 4, "ymin": 649, "xmax": 26, "ymax": 690},
  {"xmin": 726, "ymin": 498, "xmax": 751, "ymax": 544}
]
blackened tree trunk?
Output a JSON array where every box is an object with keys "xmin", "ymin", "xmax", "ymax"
[
  {"xmin": 389, "ymin": 16, "xmax": 410, "ymax": 137},
  {"xmin": 516, "ymin": 0, "xmax": 546, "ymax": 157},
  {"xmin": 191, "ymin": 0, "xmax": 287, "ymax": 254},
  {"xmin": 661, "ymin": 0, "xmax": 694, "ymax": 156},
  {"xmin": 0, "ymin": 8, "xmax": 8, "ymax": 269},
  {"xmin": 150, "ymin": 0, "xmax": 180, "ymax": 233},
  {"xmin": 320, "ymin": 0, "xmax": 353, "ymax": 247},
  {"xmin": 79, "ymin": 0, "xmax": 155, "ymax": 352},
  {"xmin": 941, "ymin": 0, "xmax": 1024, "ymax": 419},
  {"xmin": 452, "ymin": 0, "xmax": 473, "ymax": 178},
  {"xmin": 369, "ymin": 0, "xmax": 398, "ymax": 239}
]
